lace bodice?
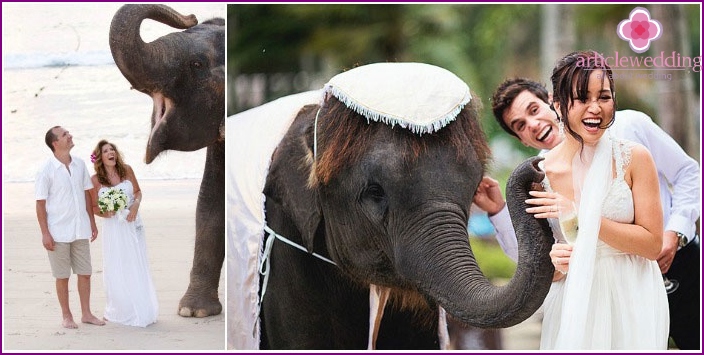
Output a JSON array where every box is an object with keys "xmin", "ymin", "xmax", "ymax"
[
  {"xmin": 600, "ymin": 139, "xmax": 635, "ymax": 224},
  {"xmin": 542, "ymin": 138, "xmax": 636, "ymax": 239}
]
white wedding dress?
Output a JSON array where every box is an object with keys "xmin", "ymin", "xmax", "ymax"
[
  {"xmin": 99, "ymin": 180, "xmax": 159, "ymax": 327},
  {"xmin": 540, "ymin": 139, "xmax": 669, "ymax": 349}
]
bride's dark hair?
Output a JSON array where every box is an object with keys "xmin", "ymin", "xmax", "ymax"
[{"xmin": 92, "ymin": 139, "xmax": 127, "ymax": 186}]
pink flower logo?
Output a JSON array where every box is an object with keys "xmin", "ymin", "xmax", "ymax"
[{"xmin": 617, "ymin": 7, "xmax": 662, "ymax": 53}]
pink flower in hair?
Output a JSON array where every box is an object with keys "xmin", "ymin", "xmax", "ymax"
[{"xmin": 90, "ymin": 153, "xmax": 97, "ymax": 164}]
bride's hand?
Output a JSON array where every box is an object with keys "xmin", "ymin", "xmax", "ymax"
[
  {"xmin": 525, "ymin": 190, "xmax": 572, "ymax": 219},
  {"xmin": 550, "ymin": 243, "xmax": 572, "ymax": 275},
  {"xmin": 127, "ymin": 206, "xmax": 138, "ymax": 222}
]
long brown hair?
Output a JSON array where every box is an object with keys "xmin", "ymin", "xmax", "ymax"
[{"xmin": 92, "ymin": 139, "xmax": 127, "ymax": 186}]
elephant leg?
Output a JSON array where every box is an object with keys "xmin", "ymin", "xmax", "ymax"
[{"xmin": 178, "ymin": 143, "xmax": 225, "ymax": 317}]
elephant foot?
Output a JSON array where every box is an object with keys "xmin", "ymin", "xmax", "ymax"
[{"xmin": 178, "ymin": 292, "xmax": 222, "ymax": 318}]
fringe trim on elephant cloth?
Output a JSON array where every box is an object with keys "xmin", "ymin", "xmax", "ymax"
[
  {"xmin": 226, "ymin": 90, "xmax": 322, "ymax": 350},
  {"xmin": 323, "ymin": 62, "xmax": 471, "ymax": 135}
]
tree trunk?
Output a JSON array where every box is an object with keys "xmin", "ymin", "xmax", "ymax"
[
  {"xmin": 541, "ymin": 4, "xmax": 575, "ymax": 83},
  {"xmin": 651, "ymin": 4, "xmax": 699, "ymax": 162}
]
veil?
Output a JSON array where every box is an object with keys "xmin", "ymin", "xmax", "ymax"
[{"xmin": 553, "ymin": 131, "xmax": 613, "ymax": 349}]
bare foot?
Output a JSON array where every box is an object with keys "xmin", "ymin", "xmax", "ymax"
[
  {"xmin": 81, "ymin": 314, "xmax": 106, "ymax": 326},
  {"xmin": 62, "ymin": 316, "xmax": 78, "ymax": 329}
]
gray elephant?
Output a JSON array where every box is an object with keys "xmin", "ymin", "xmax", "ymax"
[
  {"xmin": 109, "ymin": 4, "xmax": 225, "ymax": 317},
  {"xmin": 228, "ymin": 63, "xmax": 555, "ymax": 349}
]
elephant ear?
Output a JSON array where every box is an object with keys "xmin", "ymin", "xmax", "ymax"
[{"xmin": 264, "ymin": 105, "xmax": 322, "ymax": 253}]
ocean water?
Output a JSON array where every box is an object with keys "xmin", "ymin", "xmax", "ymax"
[{"xmin": 2, "ymin": 3, "xmax": 226, "ymax": 182}]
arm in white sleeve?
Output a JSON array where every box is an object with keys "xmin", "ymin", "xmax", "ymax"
[
  {"xmin": 618, "ymin": 110, "xmax": 701, "ymax": 239},
  {"xmin": 488, "ymin": 205, "xmax": 518, "ymax": 262}
]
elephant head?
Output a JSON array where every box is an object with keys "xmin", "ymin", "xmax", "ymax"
[
  {"xmin": 109, "ymin": 4, "xmax": 225, "ymax": 163},
  {"xmin": 262, "ymin": 93, "xmax": 555, "ymax": 348}
]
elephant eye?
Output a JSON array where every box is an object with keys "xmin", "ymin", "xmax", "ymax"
[
  {"xmin": 363, "ymin": 183, "xmax": 386, "ymax": 203},
  {"xmin": 360, "ymin": 183, "xmax": 388, "ymax": 220},
  {"xmin": 190, "ymin": 60, "xmax": 203, "ymax": 69}
]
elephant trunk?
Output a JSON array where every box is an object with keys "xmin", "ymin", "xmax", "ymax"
[
  {"xmin": 109, "ymin": 4, "xmax": 197, "ymax": 94},
  {"xmin": 399, "ymin": 157, "xmax": 554, "ymax": 328}
]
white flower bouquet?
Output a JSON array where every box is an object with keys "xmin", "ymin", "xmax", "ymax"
[{"xmin": 98, "ymin": 187, "xmax": 128, "ymax": 215}]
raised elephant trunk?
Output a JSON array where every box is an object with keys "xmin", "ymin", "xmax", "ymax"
[
  {"xmin": 401, "ymin": 156, "xmax": 554, "ymax": 328},
  {"xmin": 109, "ymin": 4, "xmax": 197, "ymax": 94}
]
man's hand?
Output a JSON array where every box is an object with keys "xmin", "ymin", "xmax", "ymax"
[
  {"xmin": 91, "ymin": 223, "xmax": 98, "ymax": 242},
  {"xmin": 473, "ymin": 176, "xmax": 506, "ymax": 215},
  {"xmin": 657, "ymin": 230, "xmax": 678, "ymax": 273},
  {"xmin": 42, "ymin": 233, "xmax": 55, "ymax": 251}
]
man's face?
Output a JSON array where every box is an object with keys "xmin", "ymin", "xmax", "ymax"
[
  {"xmin": 52, "ymin": 127, "xmax": 74, "ymax": 152},
  {"xmin": 502, "ymin": 90, "xmax": 562, "ymax": 150}
]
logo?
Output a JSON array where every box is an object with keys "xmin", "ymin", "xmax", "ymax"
[{"xmin": 617, "ymin": 7, "xmax": 662, "ymax": 54}]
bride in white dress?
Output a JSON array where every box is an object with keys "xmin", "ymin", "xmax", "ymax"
[
  {"xmin": 525, "ymin": 51, "xmax": 669, "ymax": 349},
  {"xmin": 89, "ymin": 140, "xmax": 158, "ymax": 327}
]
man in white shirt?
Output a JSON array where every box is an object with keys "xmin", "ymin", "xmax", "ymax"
[
  {"xmin": 476, "ymin": 78, "xmax": 700, "ymax": 349},
  {"xmin": 35, "ymin": 126, "xmax": 105, "ymax": 329}
]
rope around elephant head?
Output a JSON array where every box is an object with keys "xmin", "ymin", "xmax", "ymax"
[
  {"xmin": 254, "ymin": 225, "xmax": 336, "ymax": 336},
  {"xmin": 255, "ymin": 225, "xmax": 337, "ymax": 333}
]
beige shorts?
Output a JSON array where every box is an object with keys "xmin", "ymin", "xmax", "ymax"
[{"xmin": 47, "ymin": 239, "xmax": 92, "ymax": 278}]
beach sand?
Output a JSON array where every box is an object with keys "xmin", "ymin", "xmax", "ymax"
[{"xmin": 3, "ymin": 179, "xmax": 225, "ymax": 351}]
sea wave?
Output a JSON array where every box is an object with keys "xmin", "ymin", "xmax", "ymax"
[{"xmin": 3, "ymin": 51, "xmax": 115, "ymax": 70}]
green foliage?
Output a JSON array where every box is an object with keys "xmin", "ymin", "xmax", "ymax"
[
  {"xmin": 468, "ymin": 237, "xmax": 517, "ymax": 280},
  {"xmin": 685, "ymin": 5, "xmax": 701, "ymax": 94},
  {"xmin": 228, "ymin": 3, "xmax": 701, "ymax": 149}
]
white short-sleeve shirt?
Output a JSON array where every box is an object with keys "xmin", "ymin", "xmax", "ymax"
[{"xmin": 35, "ymin": 155, "xmax": 93, "ymax": 242}]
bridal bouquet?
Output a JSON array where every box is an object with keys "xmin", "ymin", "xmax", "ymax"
[{"xmin": 98, "ymin": 187, "xmax": 128, "ymax": 215}]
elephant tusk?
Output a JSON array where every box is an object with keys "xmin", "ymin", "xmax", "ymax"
[
  {"xmin": 437, "ymin": 307, "xmax": 451, "ymax": 350},
  {"xmin": 368, "ymin": 284, "xmax": 391, "ymax": 350}
]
